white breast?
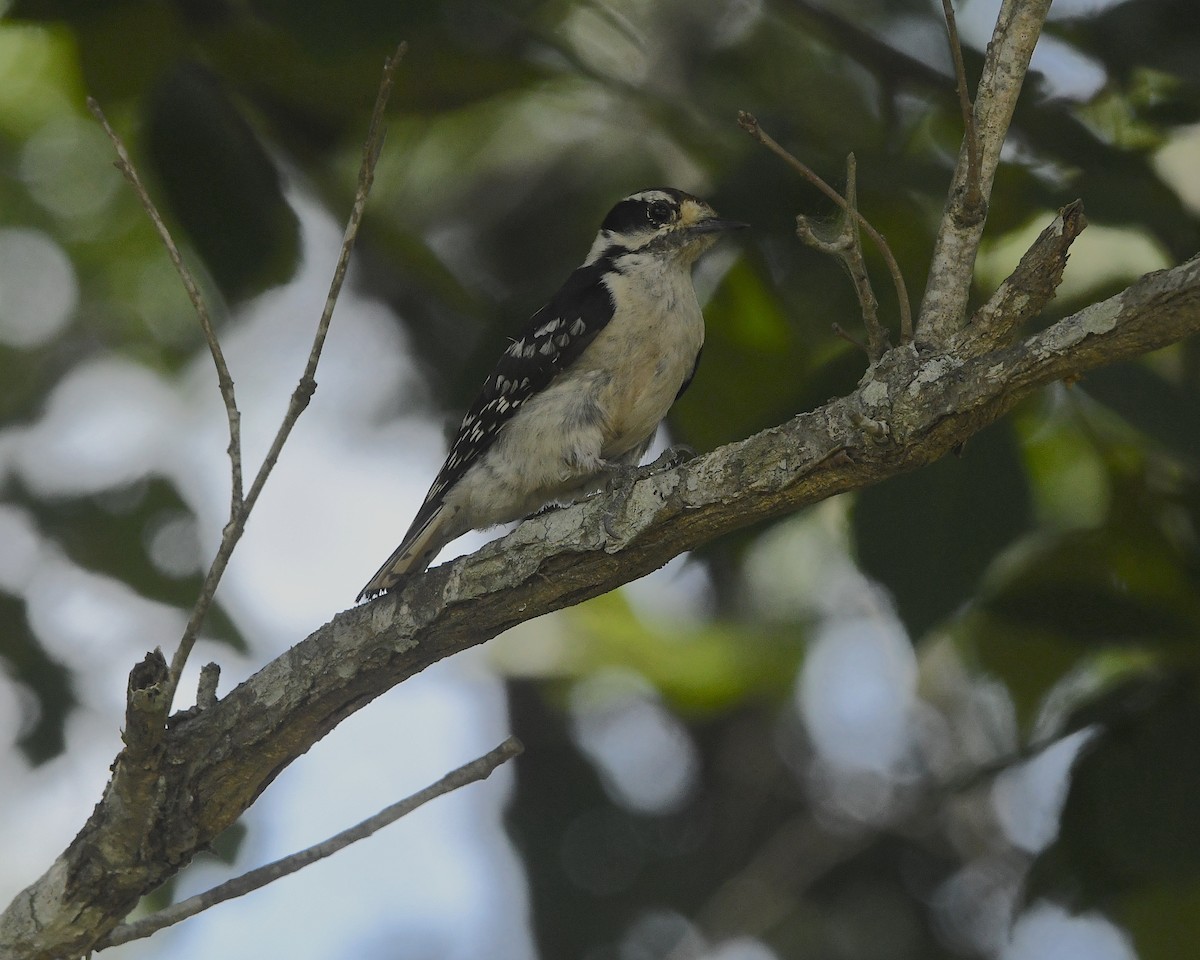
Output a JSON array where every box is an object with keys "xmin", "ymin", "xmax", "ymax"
[{"xmin": 584, "ymin": 254, "xmax": 705, "ymax": 458}]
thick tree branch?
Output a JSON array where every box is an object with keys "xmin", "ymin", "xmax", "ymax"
[
  {"xmin": 4, "ymin": 240, "xmax": 1196, "ymax": 958},
  {"xmin": 3, "ymin": 7, "xmax": 1192, "ymax": 955},
  {"xmin": 918, "ymin": 0, "xmax": 1053, "ymax": 345}
]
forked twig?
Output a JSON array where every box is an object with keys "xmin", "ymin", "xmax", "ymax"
[
  {"xmin": 167, "ymin": 41, "xmax": 408, "ymax": 703},
  {"xmin": 96, "ymin": 736, "xmax": 523, "ymax": 950},
  {"xmin": 738, "ymin": 111, "xmax": 912, "ymax": 343},
  {"xmin": 92, "ymin": 43, "xmax": 408, "ymax": 710},
  {"xmin": 794, "ymin": 154, "xmax": 889, "ymax": 360},
  {"xmin": 917, "ymin": 0, "xmax": 1054, "ymax": 345}
]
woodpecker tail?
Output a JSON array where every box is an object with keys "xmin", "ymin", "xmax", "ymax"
[{"xmin": 356, "ymin": 506, "xmax": 452, "ymax": 602}]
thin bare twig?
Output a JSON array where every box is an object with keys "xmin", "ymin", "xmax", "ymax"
[
  {"xmin": 240, "ymin": 41, "xmax": 406, "ymax": 522},
  {"xmin": 154, "ymin": 41, "xmax": 407, "ymax": 708},
  {"xmin": 831, "ymin": 322, "xmax": 867, "ymax": 353},
  {"xmin": 840, "ymin": 154, "xmax": 887, "ymax": 358},
  {"xmin": 96, "ymin": 735, "xmax": 523, "ymax": 950},
  {"xmin": 87, "ymin": 98, "xmax": 244, "ymax": 511},
  {"xmin": 941, "ymin": 0, "xmax": 982, "ymax": 214},
  {"xmin": 738, "ymin": 111, "xmax": 913, "ymax": 343},
  {"xmin": 794, "ymin": 155, "xmax": 888, "ymax": 360}
]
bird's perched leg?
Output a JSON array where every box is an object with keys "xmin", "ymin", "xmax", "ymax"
[{"xmin": 601, "ymin": 444, "xmax": 696, "ymax": 538}]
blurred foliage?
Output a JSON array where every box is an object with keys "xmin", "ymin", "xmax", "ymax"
[
  {"xmin": 0, "ymin": 591, "xmax": 75, "ymax": 763},
  {"xmin": 11, "ymin": 477, "xmax": 248, "ymax": 649},
  {"xmin": 854, "ymin": 420, "xmax": 1035, "ymax": 638},
  {"xmin": 1, "ymin": 0, "xmax": 1200, "ymax": 957}
]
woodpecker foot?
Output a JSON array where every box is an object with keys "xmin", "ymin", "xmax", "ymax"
[
  {"xmin": 601, "ymin": 446, "xmax": 695, "ymax": 538},
  {"xmin": 641, "ymin": 443, "xmax": 696, "ymax": 476}
]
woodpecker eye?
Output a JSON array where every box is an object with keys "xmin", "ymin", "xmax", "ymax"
[{"xmin": 646, "ymin": 200, "xmax": 675, "ymax": 227}]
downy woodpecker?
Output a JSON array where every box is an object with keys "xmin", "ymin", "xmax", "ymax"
[{"xmin": 358, "ymin": 187, "xmax": 746, "ymax": 600}]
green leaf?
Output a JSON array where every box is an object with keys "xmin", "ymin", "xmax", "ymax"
[
  {"xmin": 1118, "ymin": 880, "xmax": 1200, "ymax": 960},
  {"xmin": 495, "ymin": 591, "xmax": 806, "ymax": 714},
  {"xmin": 981, "ymin": 523, "xmax": 1200, "ymax": 649}
]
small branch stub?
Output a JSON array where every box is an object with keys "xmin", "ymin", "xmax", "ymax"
[
  {"xmin": 961, "ymin": 199, "xmax": 1087, "ymax": 355},
  {"xmin": 197, "ymin": 662, "xmax": 221, "ymax": 710},
  {"xmin": 832, "ymin": 322, "xmax": 868, "ymax": 353},
  {"xmin": 124, "ymin": 648, "xmax": 169, "ymax": 742}
]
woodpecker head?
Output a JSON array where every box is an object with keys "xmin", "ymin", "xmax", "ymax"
[{"xmin": 585, "ymin": 187, "xmax": 747, "ymax": 266}]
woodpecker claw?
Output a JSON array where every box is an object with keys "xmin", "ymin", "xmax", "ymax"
[
  {"xmin": 646, "ymin": 443, "xmax": 695, "ymax": 473},
  {"xmin": 602, "ymin": 465, "xmax": 639, "ymax": 538},
  {"xmin": 602, "ymin": 445, "xmax": 695, "ymax": 538}
]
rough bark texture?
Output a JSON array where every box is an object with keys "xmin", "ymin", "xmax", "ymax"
[
  {"xmin": 917, "ymin": 0, "xmax": 1054, "ymax": 344},
  {"xmin": 2, "ymin": 244, "xmax": 1198, "ymax": 958}
]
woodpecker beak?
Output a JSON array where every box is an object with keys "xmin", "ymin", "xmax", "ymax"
[
  {"xmin": 687, "ymin": 217, "xmax": 750, "ymax": 235},
  {"xmin": 677, "ymin": 196, "xmax": 748, "ymax": 239}
]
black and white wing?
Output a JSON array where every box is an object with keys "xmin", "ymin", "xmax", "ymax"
[{"xmin": 357, "ymin": 257, "xmax": 617, "ymax": 598}]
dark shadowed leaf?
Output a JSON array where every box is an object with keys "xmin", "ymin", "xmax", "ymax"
[
  {"xmin": 854, "ymin": 421, "xmax": 1034, "ymax": 638},
  {"xmin": 145, "ymin": 62, "xmax": 300, "ymax": 301},
  {"xmin": 1028, "ymin": 676, "xmax": 1200, "ymax": 908},
  {"xmin": 980, "ymin": 469, "xmax": 1200, "ymax": 648},
  {"xmin": 1081, "ymin": 362, "xmax": 1200, "ymax": 466},
  {"xmin": 0, "ymin": 592, "xmax": 77, "ymax": 764}
]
